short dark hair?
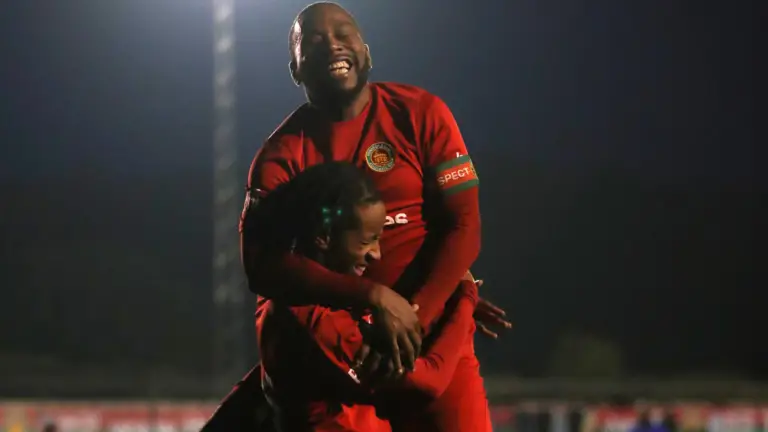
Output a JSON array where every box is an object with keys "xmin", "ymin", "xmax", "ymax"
[
  {"xmin": 244, "ymin": 162, "xmax": 381, "ymax": 256},
  {"xmin": 288, "ymin": 2, "xmax": 358, "ymax": 60}
]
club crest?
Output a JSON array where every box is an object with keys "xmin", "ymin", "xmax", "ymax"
[{"xmin": 365, "ymin": 142, "xmax": 396, "ymax": 172}]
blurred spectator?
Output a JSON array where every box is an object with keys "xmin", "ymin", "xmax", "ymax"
[
  {"xmin": 662, "ymin": 410, "xmax": 678, "ymax": 432},
  {"xmin": 630, "ymin": 410, "xmax": 668, "ymax": 432},
  {"xmin": 41, "ymin": 422, "xmax": 58, "ymax": 432}
]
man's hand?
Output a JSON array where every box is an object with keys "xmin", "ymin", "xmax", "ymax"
[
  {"xmin": 353, "ymin": 343, "xmax": 398, "ymax": 381},
  {"xmin": 473, "ymin": 279, "xmax": 512, "ymax": 339},
  {"xmin": 367, "ymin": 284, "xmax": 423, "ymax": 374}
]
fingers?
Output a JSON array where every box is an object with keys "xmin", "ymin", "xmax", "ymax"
[
  {"xmin": 409, "ymin": 303, "xmax": 422, "ymax": 355},
  {"xmin": 485, "ymin": 314, "xmax": 512, "ymax": 327},
  {"xmin": 474, "ymin": 312, "xmax": 513, "ymax": 329},
  {"xmin": 385, "ymin": 358, "xmax": 398, "ymax": 380},
  {"xmin": 397, "ymin": 332, "xmax": 417, "ymax": 372},
  {"xmin": 407, "ymin": 328, "xmax": 422, "ymax": 359},
  {"xmin": 354, "ymin": 344, "xmax": 371, "ymax": 368},
  {"xmin": 389, "ymin": 334, "xmax": 404, "ymax": 375},
  {"xmin": 477, "ymin": 323, "xmax": 498, "ymax": 339},
  {"xmin": 477, "ymin": 298, "xmax": 506, "ymax": 316},
  {"xmin": 362, "ymin": 351, "xmax": 383, "ymax": 376}
]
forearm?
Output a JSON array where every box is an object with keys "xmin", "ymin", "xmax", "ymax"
[
  {"xmin": 290, "ymin": 295, "xmax": 474, "ymax": 401},
  {"xmin": 411, "ymin": 189, "xmax": 481, "ymax": 328},
  {"xmin": 242, "ymin": 239, "xmax": 375, "ymax": 308},
  {"xmin": 413, "ymin": 94, "xmax": 483, "ymax": 330},
  {"xmin": 240, "ymin": 149, "xmax": 378, "ymax": 308}
]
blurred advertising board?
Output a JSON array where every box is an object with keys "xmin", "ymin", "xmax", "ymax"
[
  {"xmin": 583, "ymin": 405, "xmax": 768, "ymax": 432},
  {"xmin": 0, "ymin": 402, "xmax": 214, "ymax": 432},
  {"xmin": 1, "ymin": 402, "xmax": 767, "ymax": 432}
]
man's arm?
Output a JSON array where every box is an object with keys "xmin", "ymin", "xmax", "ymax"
[
  {"xmin": 285, "ymin": 280, "xmax": 477, "ymax": 400},
  {"xmin": 240, "ymin": 146, "xmax": 377, "ymax": 308},
  {"xmin": 379, "ymin": 286, "xmax": 476, "ymax": 398},
  {"xmin": 411, "ymin": 95, "xmax": 482, "ymax": 329},
  {"xmin": 243, "ymin": 142, "xmax": 422, "ymax": 369}
]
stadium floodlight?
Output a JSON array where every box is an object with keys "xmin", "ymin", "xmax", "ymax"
[{"xmin": 211, "ymin": 0, "xmax": 248, "ymax": 395}]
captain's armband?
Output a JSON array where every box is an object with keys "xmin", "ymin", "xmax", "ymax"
[{"xmin": 434, "ymin": 155, "xmax": 479, "ymax": 195}]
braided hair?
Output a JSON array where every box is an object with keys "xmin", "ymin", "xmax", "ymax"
[{"xmin": 243, "ymin": 162, "xmax": 382, "ymax": 260}]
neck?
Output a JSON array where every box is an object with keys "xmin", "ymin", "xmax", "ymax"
[{"xmin": 309, "ymin": 84, "xmax": 371, "ymax": 121}]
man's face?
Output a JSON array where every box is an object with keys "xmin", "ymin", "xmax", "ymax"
[
  {"xmin": 291, "ymin": 4, "xmax": 370, "ymax": 100},
  {"xmin": 324, "ymin": 201, "xmax": 385, "ymax": 276}
]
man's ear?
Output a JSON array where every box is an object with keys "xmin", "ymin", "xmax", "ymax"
[
  {"xmin": 364, "ymin": 44, "xmax": 372, "ymax": 70},
  {"xmin": 289, "ymin": 60, "xmax": 301, "ymax": 86},
  {"xmin": 315, "ymin": 235, "xmax": 331, "ymax": 251}
]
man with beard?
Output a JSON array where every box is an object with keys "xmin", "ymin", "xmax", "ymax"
[{"xmin": 239, "ymin": 2, "xmax": 510, "ymax": 430}]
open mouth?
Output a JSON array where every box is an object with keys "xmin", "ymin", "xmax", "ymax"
[
  {"xmin": 328, "ymin": 59, "xmax": 352, "ymax": 77},
  {"xmin": 352, "ymin": 264, "xmax": 366, "ymax": 276}
]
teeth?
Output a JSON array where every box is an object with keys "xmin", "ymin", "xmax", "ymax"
[{"xmin": 329, "ymin": 60, "xmax": 350, "ymax": 71}]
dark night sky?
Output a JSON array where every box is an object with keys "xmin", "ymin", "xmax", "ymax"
[{"xmin": 0, "ymin": 0, "xmax": 760, "ymax": 386}]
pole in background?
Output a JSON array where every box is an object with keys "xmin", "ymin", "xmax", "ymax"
[{"xmin": 211, "ymin": 0, "xmax": 248, "ymax": 395}]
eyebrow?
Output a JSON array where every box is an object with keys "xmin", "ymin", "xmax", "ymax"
[{"xmin": 302, "ymin": 21, "xmax": 356, "ymax": 37}]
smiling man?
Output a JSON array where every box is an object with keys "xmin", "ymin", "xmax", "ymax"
[{"xmin": 239, "ymin": 2, "xmax": 508, "ymax": 430}]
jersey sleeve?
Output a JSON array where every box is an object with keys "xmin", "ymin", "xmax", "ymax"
[
  {"xmin": 284, "ymin": 305, "xmax": 368, "ymax": 385},
  {"xmin": 411, "ymin": 95, "xmax": 482, "ymax": 329},
  {"xmin": 385, "ymin": 291, "xmax": 476, "ymax": 399},
  {"xmin": 240, "ymin": 142, "xmax": 377, "ymax": 307}
]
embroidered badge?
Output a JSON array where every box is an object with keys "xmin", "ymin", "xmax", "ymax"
[{"xmin": 365, "ymin": 142, "xmax": 396, "ymax": 172}]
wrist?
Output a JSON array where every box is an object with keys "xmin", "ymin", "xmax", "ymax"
[
  {"xmin": 458, "ymin": 280, "xmax": 479, "ymax": 305},
  {"xmin": 366, "ymin": 283, "xmax": 388, "ymax": 309}
]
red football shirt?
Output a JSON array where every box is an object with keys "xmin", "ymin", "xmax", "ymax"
[
  {"xmin": 257, "ymin": 289, "xmax": 477, "ymax": 397},
  {"xmin": 256, "ymin": 282, "xmax": 478, "ymax": 429},
  {"xmin": 242, "ymin": 82, "xmax": 481, "ymax": 329}
]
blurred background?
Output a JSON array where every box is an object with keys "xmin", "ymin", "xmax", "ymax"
[{"xmin": 0, "ymin": 0, "xmax": 760, "ymax": 431}]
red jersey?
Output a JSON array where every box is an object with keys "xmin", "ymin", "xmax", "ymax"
[
  {"xmin": 256, "ymin": 283, "xmax": 478, "ymax": 430},
  {"xmin": 242, "ymin": 82, "xmax": 481, "ymax": 328}
]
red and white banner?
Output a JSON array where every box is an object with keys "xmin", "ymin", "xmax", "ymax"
[
  {"xmin": 584, "ymin": 405, "xmax": 768, "ymax": 432},
  {"xmin": 0, "ymin": 402, "xmax": 216, "ymax": 432},
  {"xmin": 2, "ymin": 402, "xmax": 768, "ymax": 432}
]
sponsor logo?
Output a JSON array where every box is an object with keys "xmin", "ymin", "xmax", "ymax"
[
  {"xmin": 365, "ymin": 142, "xmax": 396, "ymax": 172},
  {"xmin": 435, "ymin": 155, "xmax": 479, "ymax": 195},
  {"xmin": 384, "ymin": 212, "xmax": 408, "ymax": 226}
]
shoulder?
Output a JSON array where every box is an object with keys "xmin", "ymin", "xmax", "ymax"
[
  {"xmin": 372, "ymin": 82, "xmax": 444, "ymax": 112},
  {"xmin": 247, "ymin": 104, "xmax": 312, "ymax": 187},
  {"xmin": 260, "ymin": 103, "xmax": 313, "ymax": 156},
  {"xmin": 372, "ymin": 82, "xmax": 454, "ymax": 127}
]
